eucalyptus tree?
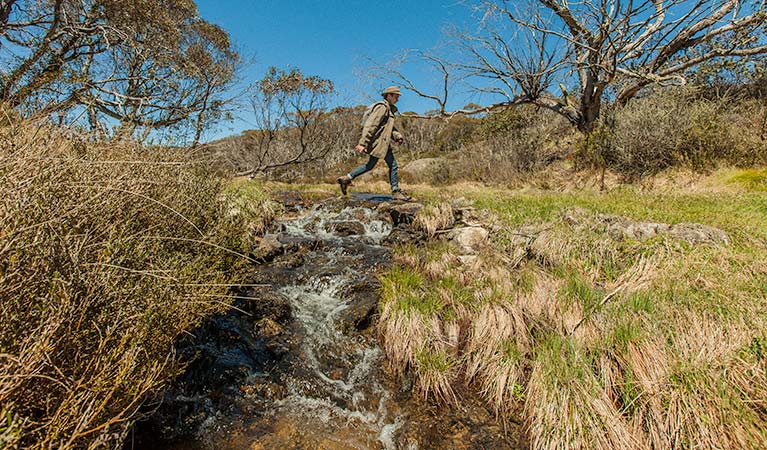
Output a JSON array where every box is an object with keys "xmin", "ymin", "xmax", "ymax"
[
  {"xmin": 238, "ymin": 67, "xmax": 336, "ymax": 176},
  {"xmin": 0, "ymin": 0, "xmax": 239, "ymax": 143}
]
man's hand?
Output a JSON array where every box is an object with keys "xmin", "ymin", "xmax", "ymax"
[{"xmin": 355, "ymin": 144, "xmax": 366, "ymax": 153}]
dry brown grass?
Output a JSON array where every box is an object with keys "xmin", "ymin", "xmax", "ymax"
[
  {"xmin": 413, "ymin": 202, "xmax": 454, "ymax": 238},
  {"xmin": 525, "ymin": 338, "xmax": 644, "ymax": 450},
  {"xmin": 379, "ymin": 191, "xmax": 767, "ymax": 449},
  {"xmin": 0, "ymin": 120, "xmax": 254, "ymax": 449}
]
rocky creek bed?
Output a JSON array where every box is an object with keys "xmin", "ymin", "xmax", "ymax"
[{"xmin": 127, "ymin": 192, "xmax": 524, "ymax": 450}]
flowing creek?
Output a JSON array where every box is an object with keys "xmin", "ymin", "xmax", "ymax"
[{"xmin": 129, "ymin": 195, "xmax": 523, "ymax": 450}]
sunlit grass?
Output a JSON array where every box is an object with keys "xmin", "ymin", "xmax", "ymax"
[{"xmin": 377, "ymin": 173, "xmax": 767, "ymax": 449}]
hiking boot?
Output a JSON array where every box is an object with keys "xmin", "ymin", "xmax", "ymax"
[
  {"xmin": 337, "ymin": 176, "xmax": 352, "ymax": 195},
  {"xmin": 391, "ymin": 190, "xmax": 412, "ymax": 201}
]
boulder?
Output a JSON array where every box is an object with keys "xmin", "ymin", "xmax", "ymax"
[
  {"xmin": 256, "ymin": 317, "xmax": 284, "ymax": 338},
  {"xmin": 380, "ymin": 202, "xmax": 423, "ymax": 226},
  {"xmin": 563, "ymin": 208, "xmax": 729, "ymax": 246},
  {"xmin": 450, "ymin": 197, "xmax": 475, "ymax": 222},
  {"xmin": 400, "ymin": 158, "xmax": 450, "ymax": 184},
  {"xmin": 457, "ymin": 255, "xmax": 480, "ymax": 268},
  {"xmin": 239, "ymin": 288, "xmax": 292, "ymax": 324},
  {"xmin": 336, "ymin": 280, "xmax": 381, "ymax": 332},
  {"xmin": 605, "ymin": 220, "xmax": 670, "ymax": 241},
  {"xmin": 669, "ymin": 222, "xmax": 730, "ymax": 245},
  {"xmin": 382, "ymin": 226, "xmax": 423, "ymax": 246},
  {"xmin": 250, "ymin": 233, "xmax": 283, "ymax": 261},
  {"xmin": 448, "ymin": 226, "xmax": 489, "ymax": 254}
]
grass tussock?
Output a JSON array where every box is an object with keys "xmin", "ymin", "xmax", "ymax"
[
  {"xmin": 378, "ymin": 184, "xmax": 767, "ymax": 449},
  {"xmin": 0, "ymin": 120, "xmax": 259, "ymax": 449},
  {"xmin": 413, "ymin": 202, "xmax": 454, "ymax": 238}
]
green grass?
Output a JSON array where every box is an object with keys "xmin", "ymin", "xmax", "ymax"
[
  {"xmin": 727, "ymin": 168, "xmax": 767, "ymax": 191},
  {"xmin": 470, "ymin": 187, "xmax": 767, "ymax": 241},
  {"xmin": 378, "ymin": 178, "xmax": 767, "ymax": 449}
]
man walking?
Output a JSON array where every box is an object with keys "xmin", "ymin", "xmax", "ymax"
[{"xmin": 337, "ymin": 86, "xmax": 410, "ymax": 200}]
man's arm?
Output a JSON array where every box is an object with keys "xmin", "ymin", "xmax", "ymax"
[
  {"xmin": 357, "ymin": 104, "xmax": 388, "ymax": 150},
  {"xmin": 392, "ymin": 123, "xmax": 404, "ymax": 144}
]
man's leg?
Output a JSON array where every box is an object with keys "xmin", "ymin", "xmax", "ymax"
[
  {"xmin": 384, "ymin": 147, "xmax": 399, "ymax": 192},
  {"xmin": 338, "ymin": 155, "xmax": 379, "ymax": 195},
  {"xmin": 385, "ymin": 148, "xmax": 411, "ymax": 200},
  {"xmin": 349, "ymin": 155, "xmax": 379, "ymax": 180}
]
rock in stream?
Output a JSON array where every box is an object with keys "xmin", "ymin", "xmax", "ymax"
[{"xmin": 127, "ymin": 194, "xmax": 523, "ymax": 450}]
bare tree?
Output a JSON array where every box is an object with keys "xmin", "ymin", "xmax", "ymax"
[
  {"xmin": 371, "ymin": 49, "xmax": 454, "ymax": 116},
  {"xmin": 238, "ymin": 67, "xmax": 337, "ymax": 176},
  {"xmin": 0, "ymin": 0, "xmax": 15, "ymax": 35},
  {"xmin": 381, "ymin": 1, "xmax": 765, "ymax": 132},
  {"xmin": 458, "ymin": 0, "xmax": 767, "ymax": 132}
]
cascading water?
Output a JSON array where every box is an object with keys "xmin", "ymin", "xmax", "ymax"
[
  {"xmin": 129, "ymin": 197, "xmax": 523, "ymax": 450},
  {"xmin": 250, "ymin": 205, "xmax": 404, "ymax": 449}
]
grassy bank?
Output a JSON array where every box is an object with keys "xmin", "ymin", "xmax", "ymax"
[
  {"xmin": 0, "ymin": 122, "xmax": 271, "ymax": 449},
  {"xmin": 377, "ymin": 170, "xmax": 767, "ymax": 449}
]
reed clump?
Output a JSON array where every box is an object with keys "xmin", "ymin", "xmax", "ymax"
[{"xmin": 0, "ymin": 120, "xmax": 258, "ymax": 449}]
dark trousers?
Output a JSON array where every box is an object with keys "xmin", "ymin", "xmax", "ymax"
[{"xmin": 348, "ymin": 147, "xmax": 399, "ymax": 191}]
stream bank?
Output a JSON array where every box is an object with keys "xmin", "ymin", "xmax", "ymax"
[{"xmin": 127, "ymin": 192, "xmax": 525, "ymax": 450}]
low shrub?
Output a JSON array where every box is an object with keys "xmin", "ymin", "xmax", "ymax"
[
  {"xmin": 578, "ymin": 90, "xmax": 767, "ymax": 180},
  {"xmin": 452, "ymin": 111, "xmax": 570, "ymax": 183},
  {"xmin": 0, "ymin": 120, "xmax": 252, "ymax": 449}
]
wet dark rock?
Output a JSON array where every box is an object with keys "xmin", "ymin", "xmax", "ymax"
[
  {"xmin": 382, "ymin": 225, "xmax": 424, "ymax": 246},
  {"xmin": 272, "ymin": 250, "xmax": 306, "ymax": 270},
  {"xmin": 349, "ymin": 191, "xmax": 396, "ymax": 204},
  {"xmin": 298, "ymin": 215, "xmax": 323, "ymax": 234},
  {"xmin": 265, "ymin": 340, "xmax": 290, "ymax": 358},
  {"xmin": 243, "ymin": 380, "xmax": 287, "ymax": 400},
  {"xmin": 337, "ymin": 280, "xmax": 381, "ymax": 332},
  {"xmin": 256, "ymin": 317, "xmax": 285, "ymax": 338},
  {"xmin": 380, "ymin": 202, "xmax": 423, "ymax": 226},
  {"xmin": 277, "ymin": 233, "xmax": 324, "ymax": 253},
  {"xmin": 240, "ymin": 288, "xmax": 292, "ymax": 324},
  {"xmin": 329, "ymin": 220, "xmax": 366, "ymax": 237},
  {"xmin": 250, "ymin": 233, "xmax": 283, "ymax": 261},
  {"xmin": 393, "ymin": 383, "xmax": 526, "ymax": 450},
  {"xmin": 346, "ymin": 208, "xmax": 376, "ymax": 224},
  {"xmin": 271, "ymin": 190, "xmax": 305, "ymax": 207}
]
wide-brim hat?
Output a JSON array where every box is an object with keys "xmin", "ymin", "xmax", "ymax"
[{"xmin": 382, "ymin": 86, "xmax": 401, "ymax": 96}]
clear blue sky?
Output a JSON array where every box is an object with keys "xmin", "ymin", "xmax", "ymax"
[{"xmin": 195, "ymin": 0, "xmax": 475, "ymax": 140}]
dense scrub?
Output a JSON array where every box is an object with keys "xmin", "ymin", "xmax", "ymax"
[
  {"xmin": 0, "ymin": 121, "xmax": 266, "ymax": 449},
  {"xmin": 578, "ymin": 90, "xmax": 767, "ymax": 180},
  {"xmin": 212, "ymin": 86, "xmax": 767, "ymax": 187}
]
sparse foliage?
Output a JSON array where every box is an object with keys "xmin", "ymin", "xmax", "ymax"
[
  {"xmin": 235, "ymin": 67, "xmax": 337, "ymax": 176},
  {"xmin": 463, "ymin": 0, "xmax": 767, "ymax": 132},
  {"xmin": 0, "ymin": 0, "xmax": 239, "ymax": 143},
  {"xmin": 382, "ymin": 1, "xmax": 766, "ymax": 134}
]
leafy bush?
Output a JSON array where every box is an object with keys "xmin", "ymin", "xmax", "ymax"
[
  {"xmin": 0, "ymin": 120, "xmax": 252, "ymax": 449},
  {"xmin": 433, "ymin": 116, "xmax": 479, "ymax": 153},
  {"xmin": 475, "ymin": 107, "xmax": 533, "ymax": 139},
  {"xmin": 578, "ymin": 90, "xmax": 767, "ymax": 179}
]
